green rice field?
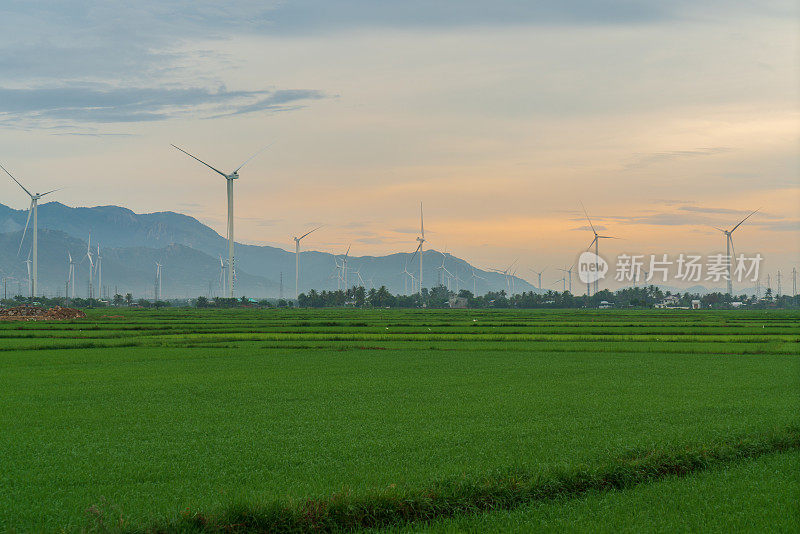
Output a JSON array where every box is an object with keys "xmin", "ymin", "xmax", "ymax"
[{"xmin": 1, "ymin": 308, "xmax": 798, "ymax": 532}]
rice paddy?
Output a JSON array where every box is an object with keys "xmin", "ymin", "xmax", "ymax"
[{"xmin": 1, "ymin": 308, "xmax": 798, "ymax": 532}]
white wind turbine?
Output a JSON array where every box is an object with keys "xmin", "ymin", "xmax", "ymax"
[
  {"xmin": 558, "ymin": 264, "xmax": 574, "ymax": 294},
  {"xmin": 154, "ymin": 261, "xmax": 163, "ymax": 300},
  {"xmin": 171, "ymin": 143, "xmax": 271, "ymax": 298},
  {"xmin": 2, "ymin": 163, "xmax": 60, "ymax": 298},
  {"xmin": 553, "ymin": 277, "xmax": 566, "ymax": 292},
  {"xmin": 438, "ymin": 251, "xmax": 453, "ymax": 290},
  {"xmin": 529, "ymin": 267, "xmax": 546, "ymax": 291},
  {"xmin": 67, "ymin": 251, "xmax": 76, "ymax": 299},
  {"xmin": 712, "ymin": 208, "xmax": 759, "ymax": 295},
  {"xmin": 343, "ymin": 245, "xmax": 351, "ymax": 289},
  {"xmin": 24, "ymin": 252, "xmax": 32, "ymax": 297},
  {"xmin": 469, "ymin": 268, "xmax": 485, "ymax": 295},
  {"xmin": 293, "ymin": 226, "xmax": 322, "ymax": 300},
  {"xmin": 402, "ymin": 261, "xmax": 416, "ymax": 295},
  {"xmin": 95, "ymin": 244, "xmax": 102, "ymax": 300},
  {"xmin": 413, "ymin": 202, "xmax": 425, "ymax": 293},
  {"xmin": 85, "ymin": 234, "xmax": 94, "ymax": 299},
  {"xmin": 218, "ymin": 255, "xmax": 227, "ymax": 296},
  {"xmin": 581, "ymin": 203, "xmax": 617, "ymax": 296},
  {"xmin": 490, "ymin": 259, "xmax": 518, "ymax": 294}
]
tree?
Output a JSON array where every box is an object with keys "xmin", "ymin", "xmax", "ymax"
[
  {"xmin": 125, "ymin": 293, "xmax": 133, "ymax": 306},
  {"xmin": 196, "ymin": 296, "xmax": 209, "ymax": 308},
  {"xmin": 113, "ymin": 294, "xmax": 124, "ymax": 307}
]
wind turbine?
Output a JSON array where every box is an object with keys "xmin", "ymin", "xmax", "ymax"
[
  {"xmin": 414, "ymin": 203, "xmax": 425, "ymax": 293},
  {"xmin": 558, "ymin": 265, "xmax": 574, "ymax": 294},
  {"xmin": 85, "ymin": 235, "xmax": 94, "ymax": 299},
  {"xmin": 2, "ymin": 163, "xmax": 59, "ymax": 298},
  {"xmin": 529, "ymin": 267, "xmax": 545, "ymax": 291},
  {"xmin": 581, "ymin": 203, "xmax": 617, "ymax": 296},
  {"xmin": 712, "ymin": 208, "xmax": 759, "ymax": 295},
  {"xmin": 490, "ymin": 259, "xmax": 518, "ymax": 294},
  {"xmin": 154, "ymin": 262, "xmax": 163, "ymax": 301},
  {"xmin": 218, "ymin": 255, "xmax": 227, "ymax": 296},
  {"xmin": 24, "ymin": 252, "xmax": 32, "ymax": 298},
  {"xmin": 402, "ymin": 261, "xmax": 416, "ymax": 295},
  {"xmin": 340, "ymin": 245, "xmax": 351, "ymax": 290},
  {"xmin": 67, "ymin": 251, "xmax": 76, "ymax": 299},
  {"xmin": 438, "ymin": 251, "xmax": 453, "ymax": 290},
  {"xmin": 171, "ymin": 143, "xmax": 271, "ymax": 298},
  {"xmin": 95, "ymin": 244, "xmax": 102, "ymax": 300},
  {"xmin": 293, "ymin": 226, "xmax": 322, "ymax": 300},
  {"xmin": 469, "ymin": 268, "xmax": 486, "ymax": 295},
  {"xmin": 553, "ymin": 277, "xmax": 566, "ymax": 292}
]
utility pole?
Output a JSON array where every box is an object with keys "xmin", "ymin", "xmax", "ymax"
[
  {"xmin": 793, "ymin": 267, "xmax": 797, "ymax": 297},
  {"xmin": 279, "ymin": 272, "xmax": 283, "ymax": 299},
  {"xmin": 777, "ymin": 270, "xmax": 782, "ymax": 297}
]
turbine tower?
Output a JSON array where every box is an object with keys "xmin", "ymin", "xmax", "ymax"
[
  {"xmin": 581, "ymin": 203, "xmax": 617, "ymax": 296},
  {"xmin": 95, "ymin": 244, "xmax": 102, "ymax": 300},
  {"xmin": 171, "ymin": 143, "xmax": 271, "ymax": 298},
  {"xmin": 2, "ymin": 163, "xmax": 59, "ymax": 298},
  {"xmin": 293, "ymin": 226, "xmax": 322, "ymax": 300},
  {"xmin": 712, "ymin": 208, "xmax": 759, "ymax": 296}
]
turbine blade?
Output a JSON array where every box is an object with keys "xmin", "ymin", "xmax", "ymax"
[
  {"xmin": 409, "ymin": 243, "xmax": 422, "ymax": 262},
  {"xmin": 299, "ymin": 225, "xmax": 323, "ymax": 241},
  {"xmin": 730, "ymin": 208, "xmax": 760, "ymax": 233},
  {"xmin": 171, "ymin": 144, "xmax": 228, "ymax": 177},
  {"xmin": 580, "ymin": 201, "xmax": 597, "ymax": 234},
  {"xmin": 39, "ymin": 188, "xmax": 62, "ymax": 197},
  {"xmin": 233, "ymin": 143, "xmax": 275, "ymax": 173},
  {"xmin": 17, "ymin": 200, "xmax": 33, "ymax": 256},
  {"xmin": 0, "ymin": 163, "xmax": 33, "ymax": 197},
  {"xmin": 420, "ymin": 202, "xmax": 424, "ymax": 238}
]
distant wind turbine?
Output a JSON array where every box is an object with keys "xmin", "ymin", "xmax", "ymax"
[
  {"xmin": 581, "ymin": 203, "xmax": 617, "ymax": 296},
  {"xmin": 529, "ymin": 267, "xmax": 546, "ymax": 291},
  {"xmin": 95, "ymin": 244, "xmax": 102, "ymax": 300},
  {"xmin": 85, "ymin": 234, "xmax": 94, "ymax": 299},
  {"xmin": 293, "ymin": 226, "xmax": 322, "ymax": 300},
  {"xmin": 469, "ymin": 268, "xmax": 485, "ymax": 295},
  {"xmin": 155, "ymin": 261, "xmax": 163, "ymax": 300},
  {"xmin": 171, "ymin": 143, "xmax": 272, "ymax": 298},
  {"xmin": 67, "ymin": 251, "xmax": 76, "ymax": 299},
  {"xmin": 1, "ymin": 163, "xmax": 60, "ymax": 298},
  {"xmin": 558, "ymin": 264, "xmax": 574, "ymax": 294},
  {"xmin": 712, "ymin": 208, "xmax": 759, "ymax": 295},
  {"xmin": 414, "ymin": 203, "xmax": 425, "ymax": 293}
]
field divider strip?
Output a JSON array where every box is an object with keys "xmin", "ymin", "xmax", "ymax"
[{"xmin": 133, "ymin": 425, "xmax": 800, "ymax": 533}]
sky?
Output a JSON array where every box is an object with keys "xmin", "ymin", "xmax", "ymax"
[{"xmin": 0, "ymin": 1, "xmax": 797, "ymax": 290}]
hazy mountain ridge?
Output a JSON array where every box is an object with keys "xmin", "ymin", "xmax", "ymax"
[{"xmin": 0, "ymin": 202, "xmax": 533, "ymax": 298}]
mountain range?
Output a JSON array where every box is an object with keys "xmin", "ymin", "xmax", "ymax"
[{"xmin": 0, "ymin": 202, "xmax": 534, "ymax": 299}]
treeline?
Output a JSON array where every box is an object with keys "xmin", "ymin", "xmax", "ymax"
[
  {"xmin": 297, "ymin": 284, "xmax": 799, "ymax": 309},
  {"xmin": 2, "ymin": 286, "xmax": 797, "ymax": 310}
]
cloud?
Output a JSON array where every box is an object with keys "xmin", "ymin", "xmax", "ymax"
[
  {"xmin": 623, "ymin": 147, "xmax": 730, "ymax": 170},
  {"xmin": 0, "ymin": 84, "xmax": 324, "ymax": 125},
  {"xmin": 208, "ymin": 90, "xmax": 326, "ymax": 118}
]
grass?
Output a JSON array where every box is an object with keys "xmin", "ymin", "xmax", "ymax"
[
  {"xmin": 0, "ymin": 308, "xmax": 797, "ymax": 532},
  {"xmin": 384, "ymin": 449, "xmax": 800, "ymax": 533}
]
